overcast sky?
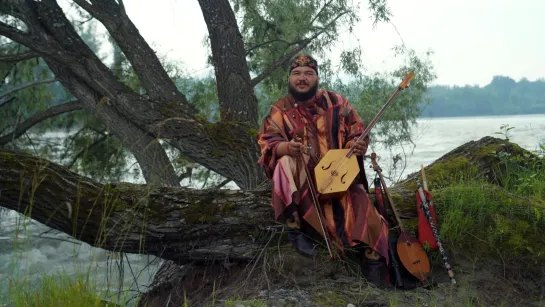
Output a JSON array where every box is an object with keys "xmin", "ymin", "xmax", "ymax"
[{"xmin": 113, "ymin": 0, "xmax": 543, "ymax": 87}]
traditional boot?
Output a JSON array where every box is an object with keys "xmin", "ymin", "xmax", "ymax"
[
  {"xmin": 360, "ymin": 247, "xmax": 388, "ymax": 287},
  {"xmin": 285, "ymin": 209, "xmax": 317, "ymax": 257},
  {"xmin": 288, "ymin": 230, "xmax": 317, "ymax": 257}
]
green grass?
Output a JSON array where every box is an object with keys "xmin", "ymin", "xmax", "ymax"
[
  {"xmin": 434, "ymin": 141, "xmax": 545, "ymax": 265},
  {"xmin": 6, "ymin": 271, "xmax": 122, "ymax": 307}
]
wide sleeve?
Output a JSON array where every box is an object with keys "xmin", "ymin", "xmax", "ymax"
[
  {"xmin": 257, "ymin": 105, "xmax": 288, "ymax": 179},
  {"xmin": 342, "ymin": 100, "xmax": 370, "ymax": 149}
]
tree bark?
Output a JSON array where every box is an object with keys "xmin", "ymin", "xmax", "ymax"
[
  {"xmin": 0, "ymin": 147, "xmax": 274, "ymax": 263},
  {"xmin": 198, "ymin": 0, "xmax": 259, "ymax": 126},
  {"xmin": 0, "ymin": 51, "xmax": 38, "ymax": 62}
]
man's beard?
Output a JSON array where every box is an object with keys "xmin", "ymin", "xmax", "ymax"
[{"xmin": 288, "ymin": 82, "xmax": 319, "ymax": 102}]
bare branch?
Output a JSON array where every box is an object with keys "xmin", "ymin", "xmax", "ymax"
[
  {"xmin": 0, "ymin": 100, "xmax": 84, "ymax": 146},
  {"xmin": 214, "ymin": 178, "xmax": 232, "ymax": 189},
  {"xmin": 0, "ymin": 51, "xmax": 38, "ymax": 62},
  {"xmin": 0, "ymin": 96, "xmax": 16, "ymax": 108},
  {"xmin": 250, "ymin": 43, "xmax": 309, "ymax": 87},
  {"xmin": 178, "ymin": 167, "xmax": 193, "ymax": 182},
  {"xmin": 245, "ymin": 39, "xmax": 298, "ymax": 55},
  {"xmin": 67, "ymin": 134, "xmax": 108, "ymax": 168},
  {"xmin": 0, "ymin": 20, "xmax": 34, "ymax": 47},
  {"xmin": 250, "ymin": 11, "xmax": 350, "ymax": 87},
  {"xmin": 308, "ymin": 0, "xmax": 335, "ymax": 27},
  {"xmin": 0, "ymin": 78, "xmax": 57, "ymax": 100}
]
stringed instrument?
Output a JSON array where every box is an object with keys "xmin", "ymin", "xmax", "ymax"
[
  {"xmin": 418, "ymin": 166, "xmax": 457, "ymax": 285},
  {"xmin": 314, "ymin": 72, "xmax": 415, "ymax": 197},
  {"xmin": 370, "ymin": 152, "xmax": 431, "ymax": 283}
]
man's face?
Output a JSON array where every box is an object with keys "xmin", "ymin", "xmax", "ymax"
[{"xmin": 288, "ymin": 66, "xmax": 319, "ymax": 102}]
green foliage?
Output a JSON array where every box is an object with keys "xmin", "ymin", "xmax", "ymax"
[
  {"xmin": 230, "ymin": 0, "xmax": 408, "ymax": 105},
  {"xmin": 0, "ymin": 42, "xmax": 58, "ymax": 133},
  {"xmin": 495, "ymin": 124, "xmax": 516, "ymax": 142},
  {"xmin": 176, "ymin": 76, "xmax": 219, "ymax": 121},
  {"xmin": 423, "ymin": 76, "xmax": 545, "ymax": 117},
  {"xmin": 232, "ymin": 0, "xmax": 363, "ymax": 87}
]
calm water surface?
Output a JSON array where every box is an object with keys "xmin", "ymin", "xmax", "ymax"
[{"xmin": 371, "ymin": 114, "xmax": 544, "ymax": 183}]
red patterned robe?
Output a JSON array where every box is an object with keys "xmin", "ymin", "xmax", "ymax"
[{"xmin": 257, "ymin": 90, "xmax": 389, "ymax": 261}]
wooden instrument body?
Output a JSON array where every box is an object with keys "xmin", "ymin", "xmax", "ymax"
[
  {"xmin": 313, "ymin": 148, "xmax": 360, "ymax": 197},
  {"xmin": 313, "ymin": 72, "xmax": 415, "ymax": 197},
  {"xmin": 369, "ymin": 152, "xmax": 430, "ymax": 284},
  {"xmin": 396, "ymin": 232, "xmax": 430, "ymax": 282}
]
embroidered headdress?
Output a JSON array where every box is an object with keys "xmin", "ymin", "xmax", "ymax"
[{"xmin": 289, "ymin": 53, "xmax": 318, "ymax": 75}]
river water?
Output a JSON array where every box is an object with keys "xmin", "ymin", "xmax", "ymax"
[{"xmin": 0, "ymin": 114, "xmax": 544, "ymax": 304}]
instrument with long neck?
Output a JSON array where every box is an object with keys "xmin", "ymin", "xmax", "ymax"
[
  {"xmin": 314, "ymin": 72, "xmax": 415, "ymax": 196},
  {"xmin": 370, "ymin": 153, "xmax": 430, "ymax": 283}
]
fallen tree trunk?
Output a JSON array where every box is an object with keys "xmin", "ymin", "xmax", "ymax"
[
  {"xmin": 0, "ymin": 149, "xmax": 276, "ymax": 264},
  {"xmin": 0, "ymin": 136, "xmax": 533, "ymax": 258}
]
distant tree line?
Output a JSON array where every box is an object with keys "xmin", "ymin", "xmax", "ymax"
[{"xmin": 420, "ymin": 75, "xmax": 545, "ymax": 117}]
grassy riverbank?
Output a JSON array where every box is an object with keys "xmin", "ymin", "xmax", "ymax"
[{"xmin": 2, "ymin": 138, "xmax": 544, "ymax": 307}]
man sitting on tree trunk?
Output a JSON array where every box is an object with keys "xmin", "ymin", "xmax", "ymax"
[{"xmin": 256, "ymin": 53, "xmax": 389, "ymax": 285}]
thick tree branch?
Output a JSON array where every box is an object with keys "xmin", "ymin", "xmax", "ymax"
[
  {"xmin": 0, "ymin": 20, "xmax": 34, "ymax": 47},
  {"xmin": 0, "ymin": 51, "xmax": 38, "ymax": 62},
  {"xmin": 197, "ymin": 0, "xmax": 259, "ymax": 125},
  {"xmin": 117, "ymin": 0, "xmax": 127, "ymax": 15},
  {"xmin": 1, "ymin": 1, "xmax": 141, "ymax": 107},
  {"xmin": 0, "ymin": 78, "xmax": 57, "ymax": 100},
  {"xmin": 0, "ymin": 1, "xmax": 184, "ymax": 187},
  {"xmin": 0, "ymin": 100, "xmax": 84, "ymax": 146},
  {"xmin": 43, "ymin": 59, "xmax": 181, "ymax": 187},
  {"xmin": 0, "ymin": 148, "xmax": 273, "ymax": 264}
]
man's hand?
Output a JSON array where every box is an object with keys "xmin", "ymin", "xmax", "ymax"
[
  {"xmin": 286, "ymin": 139, "xmax": 305, "ymax": 157},
  {"xmin": 277, "ymin": 139, "xmax": 305, "ymax": 158},
  {"xmin": 352, "ymin": 139, "xmax": 369, "ymax": 156}
]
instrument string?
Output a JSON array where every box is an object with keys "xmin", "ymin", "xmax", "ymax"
[{"xmin": 318, "ymin": 87, "xmax": 405, "ymax": 193}]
